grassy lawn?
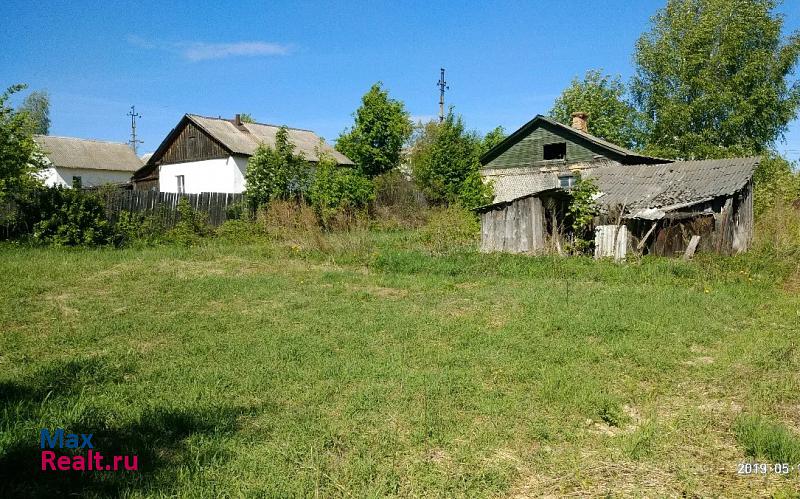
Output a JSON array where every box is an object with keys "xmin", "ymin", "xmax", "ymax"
[{"xmin": 1, "ymin": 230, "xmax": 799, "ymax": 497}]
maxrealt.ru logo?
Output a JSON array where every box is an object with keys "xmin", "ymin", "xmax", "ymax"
[{"xmin": 40, "ymin": 429, "xmax": 138, "ymax": 471}]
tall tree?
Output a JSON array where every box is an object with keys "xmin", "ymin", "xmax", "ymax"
[
  {"xmin": 19, "ymin": 90, "xmax": 50, "ymax": 135},
  {"xmin": 632, "ymin": 0, "xmax": 800, "ymax": 159},
  {"xmin": 479, "ymin": 126, "xmax": 507, "ymax": 156},
  {"xmin": 550, "ymin": 70, "xmax": 641, "ymax": 149},
  {"xmin": 1, "ymin": 84, "xmax": 45, "ymax": 200},
  {"xmin": 410, "ymin": 110, "xmax": 492, "ymax": 208},
  {"xmin": 239, "ymin": 113, "xmax": 255, "ymax": 123},
  {"xmin": 336, "ymin": 83, "xmax": 412, "ymax": 177}
]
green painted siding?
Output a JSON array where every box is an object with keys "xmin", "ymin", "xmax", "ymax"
[{"xmin": 484, "ymin": 124, "xmax": 610, "ymax": 170}]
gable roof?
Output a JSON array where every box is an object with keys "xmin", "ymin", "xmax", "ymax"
[
  {"xmin": 480, "ymin": 115, "xmax": 665, "ymax": 167},
  {"xmin": 147, "ymin": 114, "xmax": 353, "ymax": 166},
  {"xmin": 480, "ymin": 157, "xmax": 759, "ymax": 218},
  {"xmin": 34, "ymin": 135, "xmax": 143, "ymax": 172}
]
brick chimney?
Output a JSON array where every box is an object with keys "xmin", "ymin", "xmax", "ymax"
[
  {"xmin": 233, "ymin": 114, "xmax": 242, "ymax": 126},
  {"xmin": 571, "ymin": 112, "xmax": 588, "ymax": 133}
]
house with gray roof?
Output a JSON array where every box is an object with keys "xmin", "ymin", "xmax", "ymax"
[
  {"xmin": 132, "ymin": 114, "xmax": 353, "ymax": 193},
  {"xmin": 477, "ymin": 113, "xmax": 758, "ymax": 257},
  {"xmin": 34, "ymin": 135, "xmax": 143, "ymax": 189}
]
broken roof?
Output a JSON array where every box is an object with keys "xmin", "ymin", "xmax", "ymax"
[
  {"xmin": 149, "ymin": 114, "xmax": 353, "ymax": 166},
  {"xmin": 480, "ymin": 157, "xmax": 760, "ymax": 218},
  {"xmin": 34, "ymin": 135, "xmax": 143, "ymax": 172}
]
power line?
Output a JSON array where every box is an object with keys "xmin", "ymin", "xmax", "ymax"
[{"xmin": 127, "ymin": 105, "xmax": 143, "ymax": 154}]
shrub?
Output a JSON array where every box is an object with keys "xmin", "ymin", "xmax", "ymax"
[
  {"xmin": 734, "ymin": 414, "xmax": 800, "ymax": 463},
  {"xmin": 166, "ymin": 198, "xmax": 211, "ymax": 247},
  {"xmin": 308, "ymin": 155, "xmax": 374, "ymax": 228},
  {"xmin": 371, "ymin": 170, "xmax": 429, "ymax": 230},
  {"xmin": 31, "ymin": 187, "xmax": 112, "ymax": 246},
  {"xmin": 244, "ymin": 126, "xmax": 311, "ymax": 209},
  {"xmin": 419, "ymin": 205, "xmax": 479, "ymax": 254},
  {"xmin": 566, "ymin": 175, "xmax": 599, "ymax": 255}
]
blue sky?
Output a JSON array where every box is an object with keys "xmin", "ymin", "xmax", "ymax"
[{"xmin": 2, "ymin": 0, "xmax": 799, "ymax": 161}]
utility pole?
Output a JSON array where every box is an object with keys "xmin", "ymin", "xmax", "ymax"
[
  {"xmin": 127, "ymin": 105, "xmax": 143, "ymax": 154},
  {"xmin": 437, "ymin": 68, "xmax": 448, "ymax": 123}
]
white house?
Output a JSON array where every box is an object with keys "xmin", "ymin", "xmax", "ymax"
[
  {"xmin": 131, "ymin": 114, "xmax": 354, "ymax": 193},
  {"xmin": 34, "ymin": 135, "xmax": 143, "ymax": 188}
]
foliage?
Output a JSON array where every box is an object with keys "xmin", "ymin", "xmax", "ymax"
[
  {"xmin": 409, "ymin": 110, "xmax": 493, "ymax": 208},
  {"xmin": 167, "ymin": 198, "xmax": 210, "ymax": 246},
  {"xmin": 550, "ymin": 70, "xmax": 642, "ymax": 149},
  {"xmin": 239, "ymin": 113, "xmax": 256, "ymax": 124},
  {"xmin": 419, "ymin": 205, "xmax": 480, "ymax": 254},
  {"xmin": 308, "ymin": 154, "xmax": 374, "ymax": 228},
  {"xmin": 244, "ymin": 126, "xmax": 310, "ymax": 209},
  {"xmin": 753, "ymin": 152, "xmax": 800, "ymax": 217},
  {"xmin": 30, "ymin": 187, "xmax": 112, "ymax": 246},
  {"xmin": 478, "ymin": 126, "xmax": 507, "ymax": 156},
  {"xmin": 335, "ymin": 82, "xmax": 412, "ymax": 177},
  {"xmin": 18, "ymin": 90, "xmax": 50, "ymax": 135},
  {"xmin": 566, "ymin": 175, "xmax": 600, "ymax": 254},
  {"xmin": 0, "ymin": 84, "xmax": 46, "ymax": 202},
  {"xmin": 631, "ymin": 0, "xmax": 800, "ymax": 159}
]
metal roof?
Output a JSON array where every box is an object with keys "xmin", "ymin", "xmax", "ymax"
[
  {"xmin": 480, "ymin": 157, "xmax": 759, "ymax": 216},
  {"xmin": 187, "ymin": 115, "xmax": 354, "ymax": 165},
  {"xmin": 34, "ymin": 135, "xmax": 143, "ymax": 172}
]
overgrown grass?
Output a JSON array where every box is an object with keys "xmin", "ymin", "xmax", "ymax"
[
  {"xmin": 0, "ymin": 224, "xmax": 798, "ymax": 497},
  {"xmin": 734, "ymin": 415, "xmax": 800, "ymax": 464}
]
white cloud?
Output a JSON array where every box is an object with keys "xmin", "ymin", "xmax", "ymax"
[
  {"xmin": 127, "ymin": 35, "xmax": 292, "ymax": 61},
  {"xmin": 180, "ymin": 41, "xmax": 291, "ymax": 61}
]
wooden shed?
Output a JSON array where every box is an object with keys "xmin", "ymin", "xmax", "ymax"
[{"xmin": 478, "ymin": 157, "xmax": 759, "ymax": 258}]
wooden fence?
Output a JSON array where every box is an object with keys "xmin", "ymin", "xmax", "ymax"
[{"xmin": 98, "ymin": 191, "xmax": 245, "ymax": 227}]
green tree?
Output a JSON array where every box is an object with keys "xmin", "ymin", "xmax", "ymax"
[
  {"xmin": 0, "ymin": 84, "xmax": 45, "ymax": 201},
  {"xmin": 239, "ymin": 113, "xmax": 255, "ymax": 124},
  {"xmin": 632, "ymin": 0, "xmax": 800, "ymax": 159},
  {"xmin": 410, "ymin": 110, "xmax": 493, "ymax": 208},
  {"xmin": 336, "ymin": 82, "xmax": 412, "ymax": 177},
  {"xmin": 550, "ymin": 70, "xmax": 641, "ymax": 149},
  {"xmin": 479, "ymin": 126, "xmax": 507, "ymax": 156},
  {"xmin": 244, "ymin": 126, "xmax": 310, "ymax": 208},
  {"xmin": 19, "ymin": 90, "xmax": 50, "ymax": 135},
  {"xmin": 308, "ymin": 153, "xmax": 375, "ymax": 227},
  {"xmin": 753, "ymin": 152, "xmax": 800, "ymax": 216}
]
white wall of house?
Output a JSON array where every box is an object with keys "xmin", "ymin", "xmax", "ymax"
[
  {"xmin": 158, "ymin": 155, "xmax": 249, "ymax": 194},
  {"xmin": 40, "ymin": 167, "xmax": 133, "ymax": 188}
]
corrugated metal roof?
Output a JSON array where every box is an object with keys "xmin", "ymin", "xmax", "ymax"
[
  {"xmin": 480, "ymin": 157, "xmax": 759, "ymax": 215},
  {"xmin": 34, "ymin": 135, "xmax": 143, "ymax": 172},
  {"xmin": 188, "ymin": 115, "xmax": 354, "ymax": 165}
]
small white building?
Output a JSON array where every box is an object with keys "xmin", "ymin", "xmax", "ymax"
[
  {"xmin": 132, "ymin": 114, "xmax": 353, "ymax": 193},
  {"xmin": 33, "ymin": 135, "xmax": 143, "ymax": 188}
]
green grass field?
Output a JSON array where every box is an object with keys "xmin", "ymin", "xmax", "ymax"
[{"xmin": 1, "ymin": 229, "xmax": 799, "ymax": 497}]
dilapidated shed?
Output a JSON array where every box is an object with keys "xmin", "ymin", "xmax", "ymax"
[{"xmin": 478, "ymin": 157, "xmax": 759, "ymax": 258}]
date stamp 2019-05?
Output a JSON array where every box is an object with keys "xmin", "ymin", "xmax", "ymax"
[{"xmin": 737, "ymin": 462, "xmax": 797, "ymax": 475}]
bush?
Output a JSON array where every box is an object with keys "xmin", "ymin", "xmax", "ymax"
[
  {"xmin": 419, "ymin": 205, "xmax": 479, "ymax": 254},
  {"xmin": 308, "ymin": 156, "xmax": 374, "ymax": 229},
  {"xmin": 30, "ymin": 187, "xmax": 112, "ymax": 246},
  {"xmin": 166, "ymin": 198, "xmax": 211, "ymax": 247},
  {"xmin": 244, "ymin": 126, "xmax": 310, "ymax": 209},
  {"xmin": 371, "ymin": 170, "xmax": 429, "ymax": 230}
]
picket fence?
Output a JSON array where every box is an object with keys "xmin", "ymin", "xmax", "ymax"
[{"xmin": 99, "ymin": 190, "xmax": 245, "ymax": 227}]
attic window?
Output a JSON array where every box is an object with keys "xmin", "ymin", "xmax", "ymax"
[{"xmin": 543, "ymin": 142, "xmax": 566, "ymax": 160}]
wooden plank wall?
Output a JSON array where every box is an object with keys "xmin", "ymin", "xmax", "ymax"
[
  {"xmin": 99, "ymin": 191, "xmax": 244, "ymax": 228},
  {"xmin": 480, "ymin": 196, "xmax": 545, "ymax": 253}
]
